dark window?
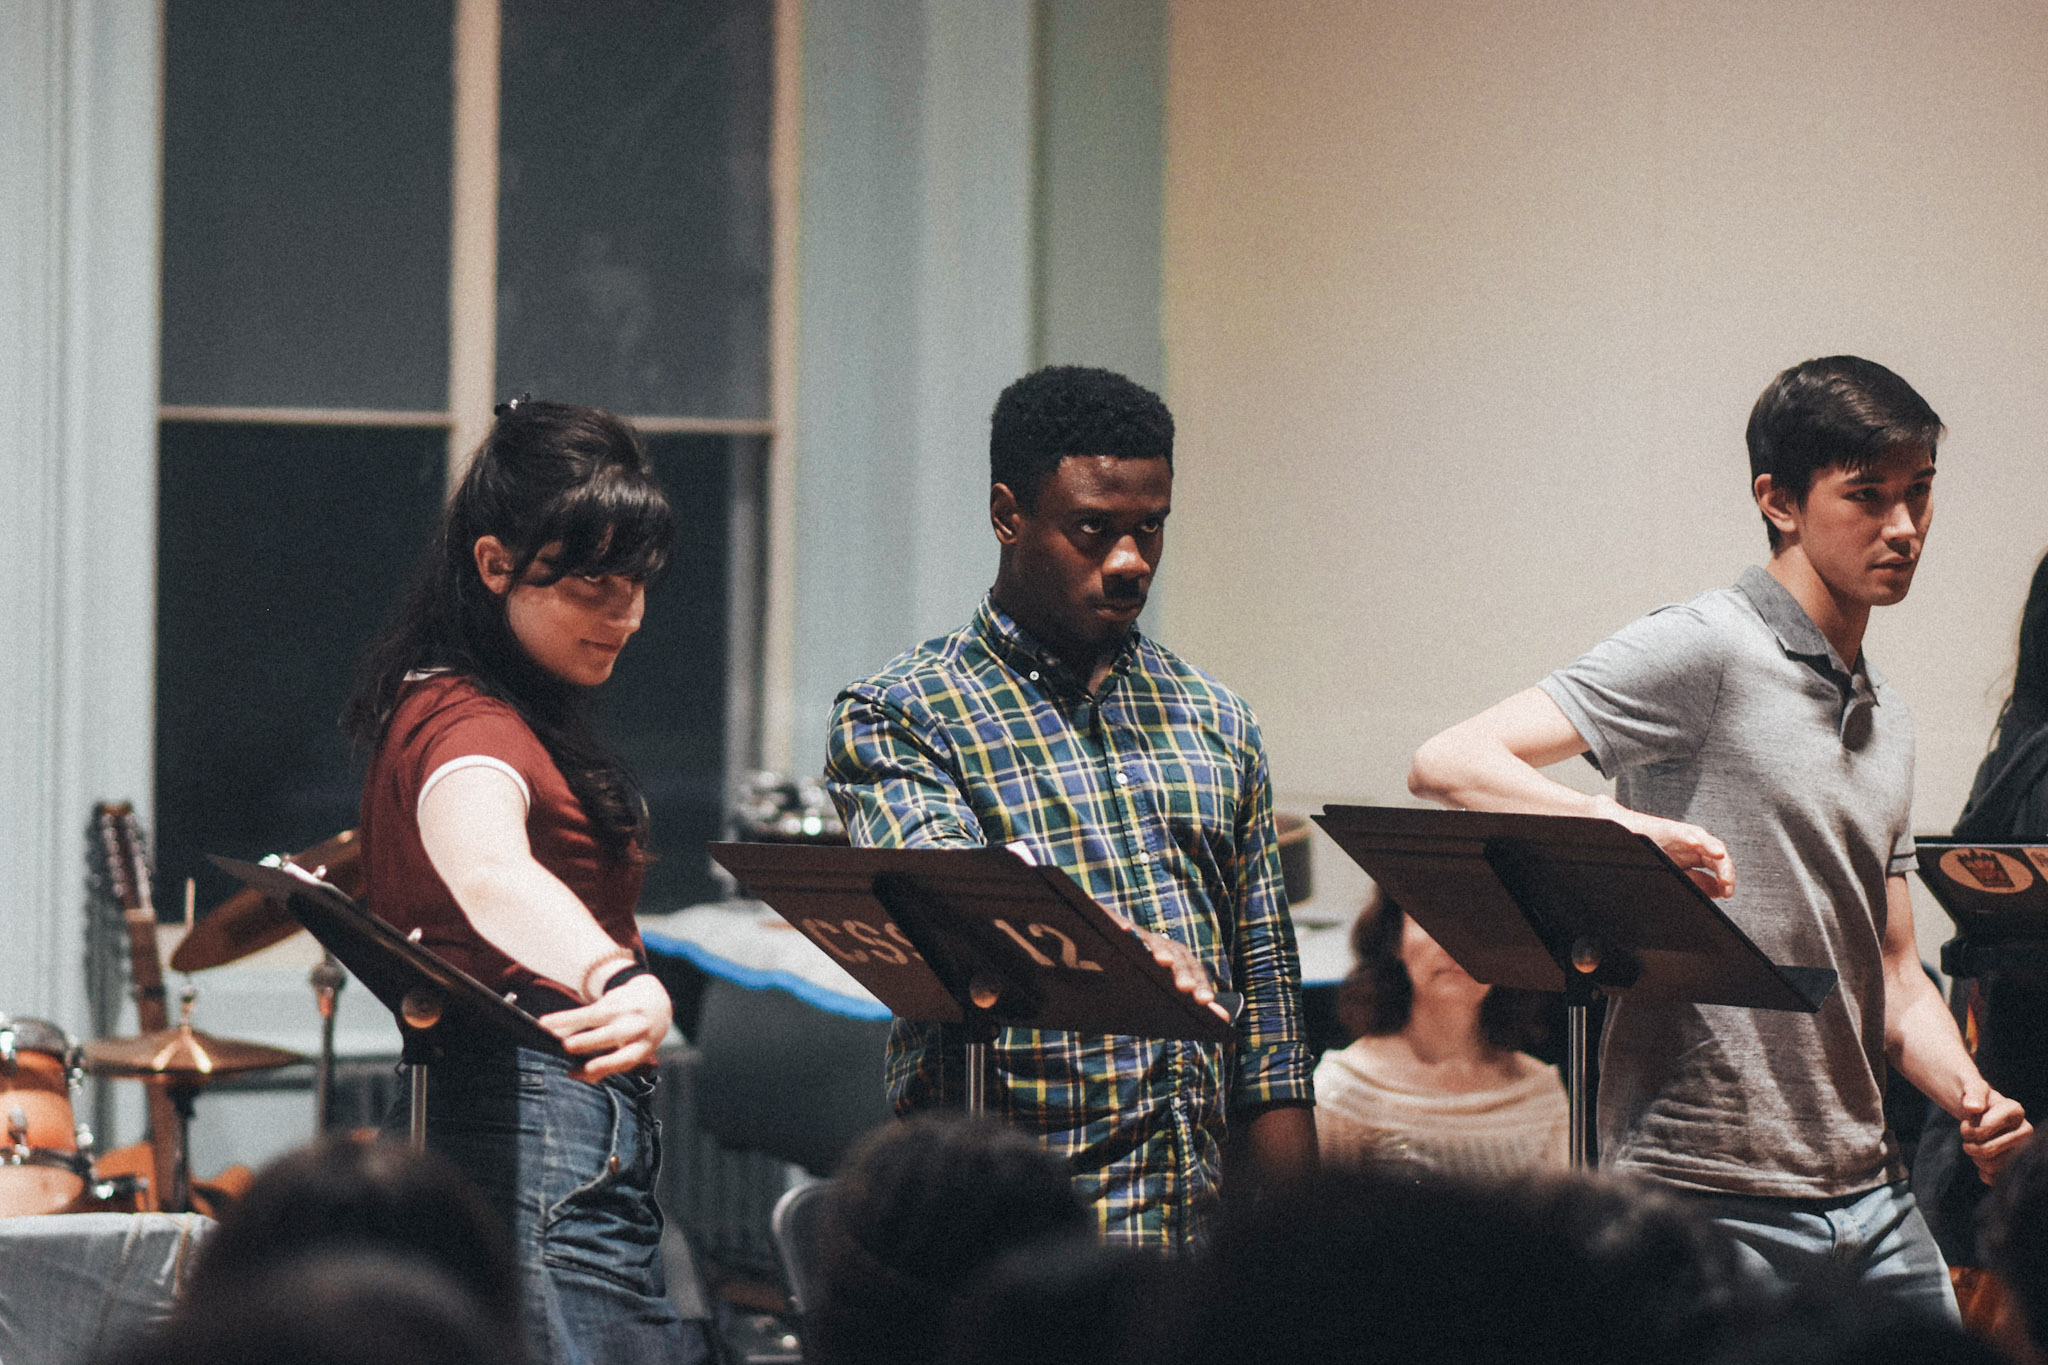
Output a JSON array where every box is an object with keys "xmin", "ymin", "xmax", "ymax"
[
  {"xmin": 605, "ymin": 434, "xmax": 766, "ymax": 910},
  {"xmin": 155, "ymin": 421, "xmax": 446, "ymax": 908},
  {"xmin": 496, "ymin": 0, "xmax": 773, "ymax": 417},
  {"xmin": 161, "ymin": 0, "xmax": 453, "ymax": 411}
]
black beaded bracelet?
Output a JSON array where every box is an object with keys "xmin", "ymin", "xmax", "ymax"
[{"xmin": 602, "ymin": 963, "xmax": 652, "ymax": 995}]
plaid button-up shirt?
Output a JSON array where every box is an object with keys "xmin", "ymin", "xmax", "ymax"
[{"xmin": 826, "ymin": 597, "xmax": 1313, "ymax": 1248}]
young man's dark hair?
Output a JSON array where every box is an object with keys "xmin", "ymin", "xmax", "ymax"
[
  {"xmin": 1745, "ymin": 356, "xmax": 1944, "ymax": 551},
  {"xmin": 989, "ymin": 365, "xmax": 1174, "ymax": 510}
]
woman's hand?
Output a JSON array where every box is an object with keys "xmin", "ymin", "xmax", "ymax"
[{"xmin": 539, "ymin": 973, "xmax": 674, "ymax": 1083}]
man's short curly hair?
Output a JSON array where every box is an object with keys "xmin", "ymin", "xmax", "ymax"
[{"xmin": 990, "ymin": 366, "xmax": 1173, "ymax": 510}]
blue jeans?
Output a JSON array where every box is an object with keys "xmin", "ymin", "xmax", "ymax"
[
  {"xmin": 388, "ymin": 1047, "xmax": 711, "ymax": 1365},
  {"xmin": 1686, "ymin": 1180, "xmax": 1958, "ymax": 1322}
]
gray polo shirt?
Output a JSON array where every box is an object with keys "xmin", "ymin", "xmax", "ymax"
[{"xmin": 1538, "ymin": 566, "xmax": 1915, "ymax": 1198}]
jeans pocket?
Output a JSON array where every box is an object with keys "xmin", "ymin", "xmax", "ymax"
[{"xmin": 539, "ymin": 1083, "xmax": 664, "ymax": 1293}]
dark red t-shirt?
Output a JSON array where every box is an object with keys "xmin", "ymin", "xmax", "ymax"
[{"xmin": 359, "ymin": 673, "xmax": 644, "ymax": 996}]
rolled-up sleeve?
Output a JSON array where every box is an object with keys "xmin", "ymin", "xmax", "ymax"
[
  {"xmin": 826, "ymin": 684, "xmax": 985, "ymax": 850},
  {"xmin": 1225, "ymin": 721, "xmax": 1314, "ymax": 1111}
]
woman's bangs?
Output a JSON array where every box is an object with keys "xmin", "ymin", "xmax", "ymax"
[{"xmin": 535, "ymin": 476, "xmax": 675, "ymax": 582}]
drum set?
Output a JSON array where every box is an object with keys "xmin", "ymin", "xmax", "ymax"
[{"xmin": 0, "ymin": 830, "xmax": 364, "ymax": 1220}]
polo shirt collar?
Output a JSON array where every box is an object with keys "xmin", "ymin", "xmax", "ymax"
[
  {"xmin": 1735, "ymin": 565, "xmax": 1883, "ymax": 733},
  {"xmin": 973, "ymin": 594, "xmax": 1138, "ymax": 695}
]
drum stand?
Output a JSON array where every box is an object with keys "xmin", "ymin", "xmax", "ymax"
[{"xmin": 163, "ymin": 1080, "xmax": 199, "ymax": 1212}]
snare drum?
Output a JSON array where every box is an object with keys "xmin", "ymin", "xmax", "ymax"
[{"xmin": 0, "ymin": 1014, "xmax": 91, "ymax": 1218}]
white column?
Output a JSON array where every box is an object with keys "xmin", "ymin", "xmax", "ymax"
[
  {"xmin": 0, "ymin": 0, "xmax": 161, "ymax": 1032},
  {"xmin": 906, "ymin": 0, "xmax": 1035, "ymax": 641},
  {"xmin": 791, "ymin": 0, "xmax": 1035, "ymax": 775}
]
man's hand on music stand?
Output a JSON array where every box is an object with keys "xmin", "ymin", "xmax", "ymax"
[
  {"xmin": 1107, "ymin": 911, "xmax": 1231, "ymax": 1023},
  {"xmin": 1597, "ymin": 797, "xmax": 1736, "ymax": 899},
  {"xmin": 541, "ymin": 973, "xmax": 675, "ymax": 1083}
]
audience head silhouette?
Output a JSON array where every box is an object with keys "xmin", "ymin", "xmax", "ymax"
[
  {"xmin": 177, "ymin": 1135, "xmax": 520, "ymax": 1330},
  {"xmin": 1183, "ymin": 1164, "xmax": 1747, "ymax": 1365},
  {"xmin": 805, "ymin": 1114, "xmax": 1090, "ymax": 1365},
  {"xmin": 114, "ymin": 1251, "xmax": 512, "ymax": 1365}
]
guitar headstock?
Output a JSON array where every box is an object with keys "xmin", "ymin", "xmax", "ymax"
[{"xmin": 91, "ymin": 801, "xmax": 155, "ymax": 918}]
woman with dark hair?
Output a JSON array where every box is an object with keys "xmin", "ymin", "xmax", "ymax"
[
  {"xmin": 1957, "ymin": 551, "xmax": 2048, "ymax": 840},
  {"xmin": 1313, "ymin": 888, "xmax": 1567, "ymax": 1177},
  {"xmin": 342, "ymin": 398, "xmax": 705, "ymax": 1365},
  {"xmin": 1914, "ymin": 550, "xmax": 2048, "ymax": 1324}
]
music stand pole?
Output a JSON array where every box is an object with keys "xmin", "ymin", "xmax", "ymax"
[
  {"xmin": 1564, "ymin": 970, "xmax": 1595, "ymax": 1170},
  {"xmin": 310, "ymin": 953, "xmax": 344, "ymax": 1133},
  {"xmin": 400, "ymin": 987, "xmax": 447, "ymax": 1157},
  {"xmin": 961, "ymin": 1004, "xmax": 1000, "ymax": 1117},
  {"xmin": 409, "ymin": 1066, "xmax": 429, "ymax": 1154}
]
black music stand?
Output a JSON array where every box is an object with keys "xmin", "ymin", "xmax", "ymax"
[
  {"xmin": 1313, "ymin": 806, "xmax": 1838, "ymax": 1168},
  {"xmin": 1914, "ymin": 840, "xmax": 2048, "ymax": 979},
  {"xmin": 707, "ymin": 843, "xmax": 1236, "ymax": 1114},
  {"xmin": 209, "ymin": 856, "xmax": 566, "ymax": 1152}
]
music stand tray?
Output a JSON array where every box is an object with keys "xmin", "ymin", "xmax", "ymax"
[
  {"xmin": 1914, "ymin": 839, "xmax": 2048, "ymax": 977},
  {"xmin": 707, "ymin": 842, "xmax": 1236, "ymax": 1114},
  {"xmin": 209, "ymin": 856, "xmax": 565, "ymax": 1150},
  {"xmin": 1312, "ymin": 806, "xmax": 1838, "ymax": 1167}
]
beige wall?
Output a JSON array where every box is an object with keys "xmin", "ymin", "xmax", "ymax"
[{"xmin": 1161, "ymin": 0, "xmax": 2048, "ymax": 936}]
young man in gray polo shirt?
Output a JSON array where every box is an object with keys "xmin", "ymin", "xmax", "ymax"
[{"xmin": 1408, "ymin": 356, "xmax": 2030, "ymax": 1315}]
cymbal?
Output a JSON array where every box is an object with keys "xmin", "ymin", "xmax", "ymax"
[
  {"xmin": 84, "ymin": 1025, "xmax": 304, "ymax": 1080},
  {"xmin": 170, "ymin": 829, "xmax": 366, "ymax": 972}
]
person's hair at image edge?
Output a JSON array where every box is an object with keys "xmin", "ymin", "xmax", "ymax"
[
  {"xmin": 989, "ymin": 366, "xmax": 1174, "ymax": 511},
  {"xmin": 1745, "ymin": 355, "xmax": 1943, "ymax": 552},
  {"xmin": 340, "ymin": 398, "xmax": 675, "ymax": 857},
  {"xmin": 1336, "ymin": 887, "xmax": 1547, "ymax": 1052},
  {"xmin": 1994, "ymin": 550, "xmax": 2048, "ymax": 736},
  {"xmin": 1981, "ymin": 1120, "xmax": 2048, "ymax": 1358}
]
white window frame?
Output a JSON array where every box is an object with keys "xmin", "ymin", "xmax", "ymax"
[{"xmin": 156, "ymin": 0, "xmax": 802, "ymax": 773}]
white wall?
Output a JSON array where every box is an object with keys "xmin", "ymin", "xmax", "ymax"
[
  {"xmin": 791, "ymin": 0, "xmax": 1035, "ymax": 777},
  {"xmin": 0, "ymin": 0, "xmax": 160, "ymax": 1030},
  {"xmin": 1161, "ymin": 0, "xmax": 2048, "ymax": 937},
  {"xmin": 790, "ymin": 0, "xmax": 1169, "ymax": 776}
]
